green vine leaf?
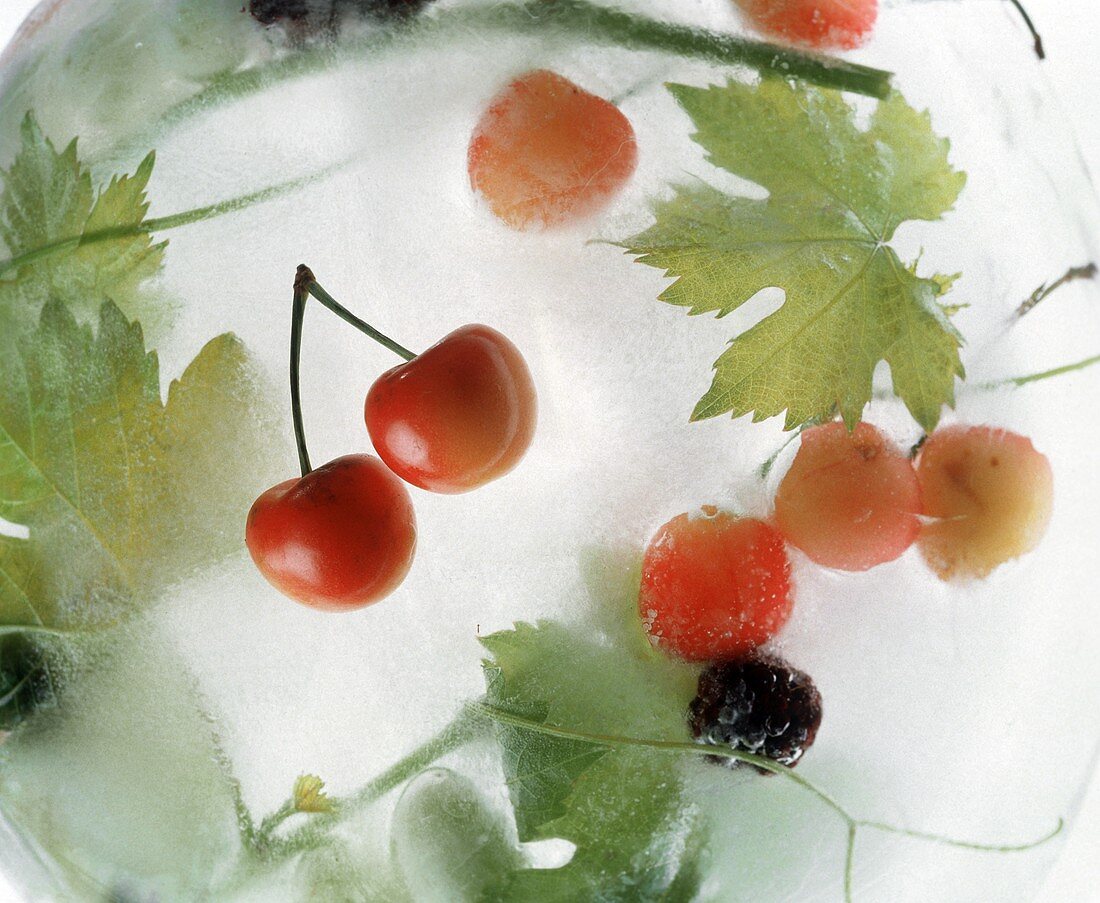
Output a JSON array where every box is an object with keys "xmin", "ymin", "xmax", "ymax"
[
  {"xmin": 0, "ymin": 112, "xmax": 164, "ymax": 329},
  {"xmin": 296, "ymin": 840, "xmax": 411, "ymax": 903},
  {"xmin": 392, "ymin": 767, "xmax": 522, "ymax": 902},
  {"xmin": 0, "ymin": 298, "xmax": 277, "ymax": 647},
  {"xmin": 620, "ymin": 79, "xmax": 967, "ymax": 431},
  {"xmin": 481, "ymin": 619, "xmax": 700, "ymax": 900},
  {"xmin": 481, "ymin": 672, "xmax": 608, "ymax": 839}
]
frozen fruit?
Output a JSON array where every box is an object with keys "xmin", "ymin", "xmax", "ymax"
[
  {"xmin": 733, "ymin": 0, "xmax": 878, "ymax": 50},
  {"xmin": 774, "ymin": 421, "xmax": 922, "ymax": 571},
  {"xmin": 246, "ymin": 454, "xmax": 417, "ymax": 610},
  {"xmin": 915, "ymin": 424, "xmax": 1053, "ymax": 580},
  {"xmin": 365, "ymin": 324, "xmax": 537, "ymax": 493},
  {"xmin": 639, "ymin": 509, "xmax": 793, "ymax": 662},
  {"xmin": 467, "ymin": 69, "xmax": 638, "ymax": 230},
  {"xmin": 249, "ymin": 0, "xmax": 311, "ymax": 23},
  {"xmin": 249, "ymin": 0, "xmax": 431, "ymax": 28},
  {"xmin": 689, "ymin": 652, "xmax": 822, "ymax": 771}
]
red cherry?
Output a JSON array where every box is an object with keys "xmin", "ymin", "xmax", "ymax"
[
  {"xmin": 639, "ymin": 508, "xmax": 793, "ymax": 662},
  {"xmin": 245, "ymin": 454, "xmax": 416, "ymax": 610},
  {"xmin": 365, "ymin": 325, "xmax": 537, "ymax": 494},
  {"xmin": 734, "ymin": 0, "xmax": 878, "ymax": 50},
  {"xmin": 774, "ymin": 421, "xmax": 922, "ymax": 572},
  {"xmin": 468, "ymin": 69, "xmax": 638, "ymax": 231}
]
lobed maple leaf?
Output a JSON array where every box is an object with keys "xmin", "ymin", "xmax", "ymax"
[{"xmin": 621, "ymin": 79, "xmax": 967, "ymax": 431}]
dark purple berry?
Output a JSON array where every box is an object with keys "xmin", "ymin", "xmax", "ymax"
[
  {"xmin": 248, "ymin": 0, "xmax": 432, "ymax": 28},
  {"xmin": 248, "ymin": 0, "xmax": 313, "ymax": 25},
  {"xmin": 688, "ymin": 652, "xmax": 822, "ymax": 773}
]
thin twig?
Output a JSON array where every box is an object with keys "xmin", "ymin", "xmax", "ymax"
[{"xmin": 1013, "ymin": 262, "xmax": 1097, "ymax": 320}]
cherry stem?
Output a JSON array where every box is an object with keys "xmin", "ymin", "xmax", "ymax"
[
  {"xmin": 1006, "ymin": 0, "xmax": 1045, "ymax": 60},
  {"xmin": 296, "ymin": 266, "xmax": 417, "ymax": 363},
  {"xmin": 287, "ymin": 264, "xmax": 420, "ymax": 477},
  {"xmin": 289, "ymin": 276, "xmax": 312, "ymax": 477}
]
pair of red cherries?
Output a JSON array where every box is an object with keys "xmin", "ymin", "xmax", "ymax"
[{"xmin": 246, "ymin": 267, "xmax": 537, "ymax": 611}]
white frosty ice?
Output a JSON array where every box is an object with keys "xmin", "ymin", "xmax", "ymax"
[{"xmin": 1, "ymin": 1, "xmax": 1099, "ymax": 901}]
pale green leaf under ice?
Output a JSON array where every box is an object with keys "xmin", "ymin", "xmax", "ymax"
[
  {"xmin": 392, "ymin": 767, "xmax": 522, "ymax": 902},
  {"xmin": 0, "ymin": 631, "xmax": 245, "ymax": 900},
  {"xmin": 0, "ymin": 113, "xmax": 165, "ymax": 329},
  {"xmin": 0, "ymin": 299, "xmax": 277, "ymax": 636},
  {"xmin": 481, "ymin": 619, "xmax": 700, "ymax": 901},
  {"xmin": 621, "ymin": 79, "xmax": 967, "ymax": 431}
]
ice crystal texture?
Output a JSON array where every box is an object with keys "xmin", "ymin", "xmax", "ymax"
[{"xmin": 0, "ymin": 1, "xmax": 1098, "ymax": 901}]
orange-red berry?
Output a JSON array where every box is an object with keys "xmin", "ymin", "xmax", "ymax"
[
  {"xmin": 734, "ymin": 0, "xmax": 878, "ymax": 50},
  {"xmin": 639, "ymin": 509, "xmax": 792, "ymax": 662}
]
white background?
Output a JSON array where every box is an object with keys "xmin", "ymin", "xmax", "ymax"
[{"xmin": 0, "ymin": 1, "xmax": 1097, "ymax": 901}]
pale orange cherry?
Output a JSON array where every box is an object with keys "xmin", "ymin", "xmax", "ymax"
[
  {"xmin": 774, "ymin": 421, "xmax": 922, "ymax": 572},
  {"xmin": 915, "ymin": 424, "xmax": 1053, "ymax": 580},
  {"xmin": 467, "ymin": 69, "xmax": 638, "ymax": 231}
]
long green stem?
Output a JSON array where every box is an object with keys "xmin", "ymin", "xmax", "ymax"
[
  {"xmin": 196, "ymin": 705, "xmax": 258, "ymax": 850},
  {"xmin": 0, "ymin": 163, "xmax": 346, "ymax": 281},
  {"xmin": 240, "ymin": 698, "xmax": 1063, "ymax": 899},
  {"xmin": 109, "ymin": 0, "xmax": 891, "ymax": 163},
  {"xmin": 299, "ymin": 269, "xmax": 417, "ymax": 362},
  {"xmin": 875, "ymin": 347, "xmax": 1100, "ymax": 402},
  {"xmin": 986, "ymin": 353, "xmax": 1100, "ymax": 389},
  {"xmin": 857, "ymin": 817, "xmax": 1063, "ymax": 852},
  {"xmin": 508, "ymin": 0, "xmax": 892, "ymax": 97},
  {"xmin": 474, "ymin": 703, "xmax": 1061, "ymax": 901},
  {"xmin": 477, "ymin": 701, "xmax": 854, "ymax": 820},
  {"xmin": 347, "ymin": 706, "xmax": 483, "ymax": 808}
]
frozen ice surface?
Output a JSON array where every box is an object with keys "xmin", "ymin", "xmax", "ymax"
[{"xmin": 1, "ymin": 0, "xmax": 1099, "ymax": 900}]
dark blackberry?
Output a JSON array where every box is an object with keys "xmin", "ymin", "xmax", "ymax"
[
  {"xmin": 688, "ymin": 652, "xmax": 822, "ymax": 773},
  {"xmin": 248, "ymin": 0, "xmax": 433, "ymax": 28},
  {"xmin": 0, "ymin": 634, "xmax": 57, "ymax": 732}
]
